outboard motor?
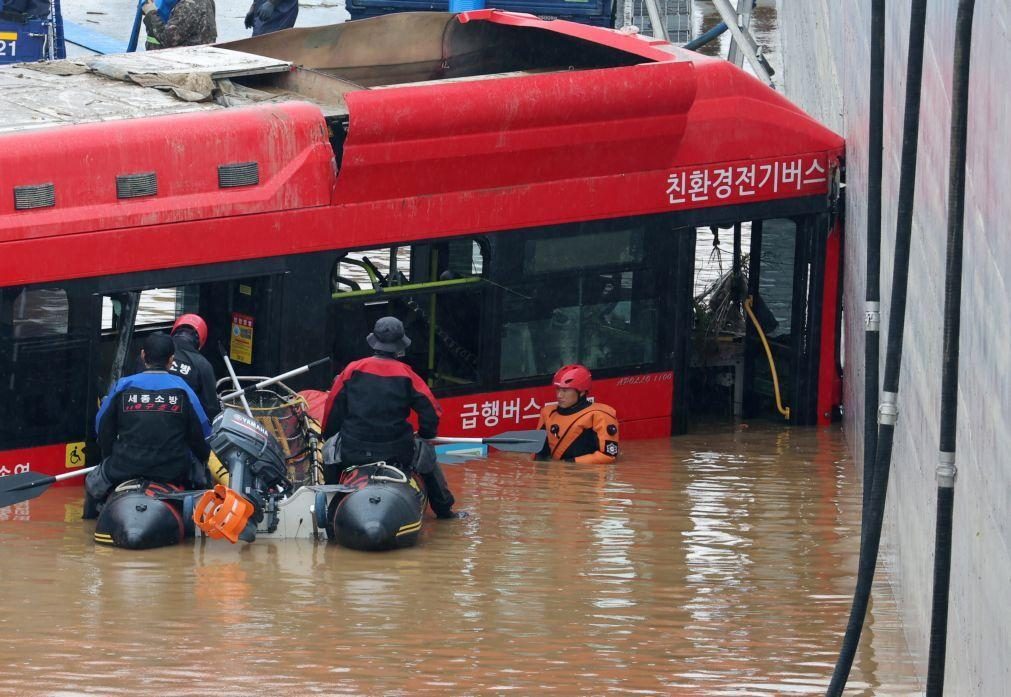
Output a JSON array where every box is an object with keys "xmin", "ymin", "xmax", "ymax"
[{"xmin": 195, "ymin": 408, "xmax": 289, "ymax": 542}]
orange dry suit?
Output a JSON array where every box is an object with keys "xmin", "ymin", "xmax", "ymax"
[{"xmin": 534, "ymin": 399, "xmax": 620, "ymax": 464}]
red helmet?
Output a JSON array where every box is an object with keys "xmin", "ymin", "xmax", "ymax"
[
  {"xmin": 553, "ymin": 364, "xmax": 592, "ymax": 393},
  {"xmin": 172, "ymin": 313, "xmax": 208, "ymax": 349}
]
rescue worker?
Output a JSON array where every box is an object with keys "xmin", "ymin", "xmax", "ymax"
[
  {"xmin": 244, "ymin": 0, "xmax": 298, "ymax": 36},
  {"xmin": 534, "ymin": 364, "xmax": 620, "ymax": 463},
  {"xmin": 322, "ymin": 316, "xmax": 462, "ymax": 519},
  {"xmin": 168, "ymin": 314, "xmax": 220, "ymax": 420},
  {"xmin": 129, "ymin": 313, "xmax": 219, "ymax": 419},
  {"xmin": 141, "ymin": 0, "xmax": 216, "ymax": 50},
  {"xmin": 86, "ymin": 333, "xmax": 211, "ymax": 508}
]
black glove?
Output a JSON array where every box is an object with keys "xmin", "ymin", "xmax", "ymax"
[
  {"xmin": 256, "ymin": 0, "xmax": 274, "ymax": 21},
  {"xmin": 244, "ymin": 8, "xmax": 254, "ymax": 27}
]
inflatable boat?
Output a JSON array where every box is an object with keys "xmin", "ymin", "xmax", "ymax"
[
  {"xmin": 325, "ymin": 462, "xmax": 428, "ymax": 551},
  {"xmin": 93, "ymin": 480, "xmax": 194, "ymax": 549},
  {"xmin": 92, "ymin": 377, "xmax": 329, "ymax": 549}
]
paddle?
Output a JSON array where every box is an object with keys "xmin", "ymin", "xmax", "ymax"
[
  {"xmin": 431, "ymin": 429, "xmax": 546, "ymax": 454},
  {"xmin": 0, "ymin": 466, "xmax": 96, "ymax": 509},
  {"xmin": 436, "ymin": 452, "xmax": 489, "ymax": 466},
  {"xmin": 219, "ymin": 357, "xmax": 330, "ymax": 403}
]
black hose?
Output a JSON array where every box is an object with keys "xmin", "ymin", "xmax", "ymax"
[
  {"xmin": 829, "ymin": 422, "xmax": 895, "ymax": 696},
  {"xmin": 879, "ymin": 0, "xmax": 926, "ymax": 397},
  {"xmin": 926, "ymin": 486, "xmax": 955, "ymax": 694},
  {"xmin": 862, "ymin": 0, "xmax": 885, "ymax": 537},
  {"xmin": 827, "ymin": 1, "xmax": 929, "ymax": 693},
  {"xmin": 926, "ymin": 1, "xmax": 975, "ymax": 693},
  {"xmin": 684, "ymin": 22, "xmax": 728, "ymax": 51},
  {"xmin": 937, "ymin": 0, "xmax": 973, "ymax": 493}
]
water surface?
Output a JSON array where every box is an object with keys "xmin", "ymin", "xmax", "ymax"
[{"xmin": 0, "ymin": 425, "xmax": 920, "ymax": 695}]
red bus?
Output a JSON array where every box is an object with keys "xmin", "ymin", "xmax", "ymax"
[{"xmin": 0, "ymin": 11, "xmax": 844, "ymax": 480}]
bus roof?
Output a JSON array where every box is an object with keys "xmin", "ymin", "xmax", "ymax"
[
  {"xmin": 0, "ymin": 11, "xmax": 843, "ymax": 286},
  {"xmin": 0, "ymin": 11, "xmax": 681, "ymax": 134}
]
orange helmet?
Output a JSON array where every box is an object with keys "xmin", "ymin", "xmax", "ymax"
[
  {"xmin": 553, "ymin": 364, "xmax": 592, "ymax": 393},
  {"xmin": 172, "ymin": 313, "xmax": 208, "ymax": 349}
]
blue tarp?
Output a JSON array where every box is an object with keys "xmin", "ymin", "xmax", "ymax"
[{"xmin": 62, "ymin": 19, "xmax": 125, "ymax": 54}]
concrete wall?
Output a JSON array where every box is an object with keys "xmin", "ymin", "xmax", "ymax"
[{"xmin": 777, "ymin": 1, "xmax": 1011, "ymax": 693}]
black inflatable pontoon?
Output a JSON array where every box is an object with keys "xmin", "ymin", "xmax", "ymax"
[
  {"xmin": 328, "ymin": 463, "xmax": 427, "ymax": 551},
  {"xmin": 93, "ymin": 480, "xmax": 194, "ymax": 549}
]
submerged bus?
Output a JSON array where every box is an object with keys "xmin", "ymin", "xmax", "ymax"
[{"xmin": 0, "ymin": 11, "xmax": 844, "ymax": 479}]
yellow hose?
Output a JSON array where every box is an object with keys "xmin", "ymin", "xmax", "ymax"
[{"xmin": 744, "ymin": 296, "xmax": 790, "ymax": 420}]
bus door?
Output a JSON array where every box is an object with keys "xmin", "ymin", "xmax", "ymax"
[
  {"xmin": 689, "ymin": 212, "xmax": 837, "ymax": 426},
  {"xmin": 94, "ymin": 286, "xmax": 201, "ymax": 400},
  {"xmin": 744, "ymin": 213, "xmax": 837, "ymax": 426},
  {"xmin": 204, "ymin": 275, "xmax": 285, "ymax": 381},
  {"xmin": 93, "ymin": 272, "xmax": 284, "ymax": 417}
]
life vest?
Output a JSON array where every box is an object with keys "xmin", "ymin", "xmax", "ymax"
[{"xmin": 536, "ymin": 401, "xmax": 620, "ymax": 464}]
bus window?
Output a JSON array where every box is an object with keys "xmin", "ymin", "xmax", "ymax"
[
  {"xmin": 101, "ymin": 287, "xmax": 199, "ymax": 331},
  {"xmin": 756, "ymin": 219, "xmax": 797, "ymax": 337},
  {"xmin": 0, "ymin": 286, "xmax": 91, "ymax": 450},
  {"xmin": 522, "ymin": 227, "xmax": 645, "ymax": 274},
  {"xmin": 499, "ymin": 222, "xmax": 660, "ymax": 381},
  {"xmin": 329, "ymin": 238, "xmax": 488, "ymax": 390},
  {"xmin": 97, "ymin": 286, "xmax": 201, "ymax": 392},
  {"xmin": 11, "ymin": 288, "xmax": 69, "ymax": 336},
  {"xmin": 332, "ymin": 247, "xmax": 411, "ymax": 294},
  {"xmin": 500, "ymin": 268, "xmax": 658, "ymax": 380}
]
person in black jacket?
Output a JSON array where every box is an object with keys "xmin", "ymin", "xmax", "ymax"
[
  {"xmin": 168, "ymin": 314, "xmax": 220, "ymax": 420},
  {"xmin": 322, "ymin": 316, "xmax": 461, "ymax": 519},
  {"xmin": 86, "ymin": 333, "xmax": 211, "ymax": 505},
  {"xmin": 0, "ymin": 0, "xmax": 50, "ymax": 20},
  {"xmin": 244, "ymin": 0, "xmax": 297, "ymax": 36},
  {"xmin": 130, "ymin": 314, "xmax": 219, "ymax": 418}
]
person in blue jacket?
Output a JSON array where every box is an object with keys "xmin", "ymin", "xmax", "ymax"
[
  {"xmin": 244, "ymin": 0, "xmax": 297, "ymax": 36},
  {"xmin": 85, "ymin": 333, "xmax": 211, "ymax": 507},
  {"xmin": 0, "ymin": 0, "xmax": 50, "ymax": 20}
]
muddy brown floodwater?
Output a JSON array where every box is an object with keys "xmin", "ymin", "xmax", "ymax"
[{"xmin": 0, "ymin": 424, "xmax": 921, "ymax": 695}]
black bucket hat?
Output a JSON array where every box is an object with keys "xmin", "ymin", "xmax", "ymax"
[{"xmin": 367, "ymin": 316, "xmax": 411, "ymax": 354}]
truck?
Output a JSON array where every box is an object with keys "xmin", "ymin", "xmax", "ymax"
[{"xmin": 0, "ymin": 0, "xmax": 64, "ymax": 64}]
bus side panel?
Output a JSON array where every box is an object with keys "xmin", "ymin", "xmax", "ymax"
[
  {"xmin": 620, "ymin": 416, "xmax": 671, "ymax": 440},
  {"xmin": 437, "ymin": 371, "xmax": 673, "ymax": 439},
  {"xmin": 817, "ymin": 217, "xmax": 843, "ymax": 425},
  {"xmin": 0, "ymin": 443, "xmax": 79, "ymax": 481},
  {"xmin": 0, "ymin": 102, "xmax": 335, "ymax": 244}
]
